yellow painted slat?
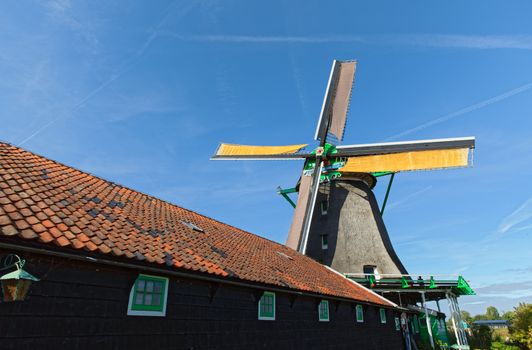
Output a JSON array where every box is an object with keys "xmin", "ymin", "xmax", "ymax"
[
  {"xmin": 339, "ymin": 148, "xmax": 471, "ymax": 173},
  {"xmin": 215, "ymin": 143, "xmax": 308, "ymax": 156}
]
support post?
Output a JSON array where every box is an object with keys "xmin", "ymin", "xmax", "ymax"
[
  {"xmin": 447, "ymin": 292, "xmax": 465, "ymax": 348},
  {"xmin": 453, "ymin": 294, "xmax": 469, "ymax": 347},
  {"xmin": 421, "ymin": 291, "xmax": 435, "ymax": 349},
  {"xmin": 277, "ymin": 187, "xmax": 297, "ymax": 208},
  {"xmin": 436, "ymin": 299, "xmax": 441, "ymax": 313},
  {"xmin": 380, "ymin": 172, "xmax": 395, "ymax": 215}
]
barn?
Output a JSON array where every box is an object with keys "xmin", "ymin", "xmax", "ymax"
[{"xmin": 0, "ymin": 142, "xmax": 407, "ymax": 349}]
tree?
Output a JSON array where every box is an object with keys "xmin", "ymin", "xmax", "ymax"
[
  {"xmin": 461, "ymin": 310, "xmax": 473, "ymax": 325},
  {"xmin": 486, "ymin": 306, "xmax": 501, "ymax": 320},
  {"xmin": 502, "ymin": 310, "xmax": 515, "ymax": 321},
  {"xmin": 508, "ymin": 303, "xmax": 532, "ymax": 350},
  {"xmin": 470, "ymin": 324, "xmax": 492, "ymax": 349}
]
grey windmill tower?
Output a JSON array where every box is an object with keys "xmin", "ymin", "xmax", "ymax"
[{"xmin": 211, "ymin": 60, "xmax": 475, "ymax": 278}]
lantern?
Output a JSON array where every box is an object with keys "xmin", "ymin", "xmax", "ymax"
[{"xmin": 0, "ymin": 255, "xmax": 39, "ymax": 302}]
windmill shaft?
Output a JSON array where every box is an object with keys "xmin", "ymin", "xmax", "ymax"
[{"xmin": 297, "ymin": 159, "xmax": 323, "ymax": 254}]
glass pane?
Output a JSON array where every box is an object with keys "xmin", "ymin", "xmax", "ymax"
[
  {"xmin": 137, "ymin": 280, "xmax": 145, "ymax": 291},
  {"xmin": 145, "ymin": 293, "xmax": 152, "ymax": 305},
  {"xmin": 146, "ymin": 281, "xmax": 154, "ymax": 293},
  {"xmin": 153, "ymin": 294, "xmax": 161, "ymax": 306},
  {"xmin": 154, "ymin": 282, "xmax": 162, "ymax": 293},
  {"xmin": 135, "ymin": 292, "xmax": 144, "ymax": 305}
]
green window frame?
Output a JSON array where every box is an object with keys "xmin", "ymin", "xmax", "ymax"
[
  {"xmin": 318, "ymin": 300, "xmax": 329, "ymax": 322},
  {"xmin": 414, "ymin": 315, "xmax": 420, "ymax": 333},
  {"xmin": 395, "ymin": 317, "xmax": 401, "ymax": 331},
  {"xmin": 380, "ymin": 308, "xmax": 387, "ymax": 324},
  {"xmin": 356, "ymin": 304, "xmax": 364, "ymax": 323},
  {"xmin": 258, "ymin": 291, "xmax": 275, "ymax": 320},
  {"xmin": 128, "ymin": 274, "xmax": 168, "ymax": 316}
]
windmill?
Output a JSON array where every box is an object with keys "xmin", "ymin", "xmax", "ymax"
[{"xmin": 211, "ymin": 60, "xmax": 475, "ymax": 277}]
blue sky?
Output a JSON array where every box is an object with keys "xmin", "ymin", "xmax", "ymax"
[{"xmin": 1, "ymin": 0, "xmax": 531, "ymax": 315}]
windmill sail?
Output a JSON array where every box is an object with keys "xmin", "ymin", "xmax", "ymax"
[
  {"xmin": 314, "ymin": 60, "xmax": 357, "ymax": 143},
  {"xmin": 336, "ymin": 137, "xmax": 475, "ymax": 173},
  {"xmin": 340, "ymin": 148, "xmax": 471, "ymax": 173},
  {"xmin": 212, "ymin": 143, "xmax": 309, "ymax": 160}
]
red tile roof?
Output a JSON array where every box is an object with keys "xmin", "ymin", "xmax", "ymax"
[{"xmin": 0, "ymin": 142, "xmax": 392, "ymax": 306}]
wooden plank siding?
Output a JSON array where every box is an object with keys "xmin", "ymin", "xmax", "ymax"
[{"xmin": 0, "ymin": 249, "xmax": 404, "ymax": 349}]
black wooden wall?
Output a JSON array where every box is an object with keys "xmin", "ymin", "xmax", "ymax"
[{"xmin": 0, "ymin": 249, "xmax": 405, "ymax": 349}]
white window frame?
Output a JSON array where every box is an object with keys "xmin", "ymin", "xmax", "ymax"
[
  {"xmin": 258, "ymin": 291, "xmax": 276, "ymax": 321},
  {"xmin": 127, "ymin": 274, "xmax": 169, "ymax": 317},
  {"xmin": 318, "ymin": 300, "xmax": 330, "ymax": 322}
]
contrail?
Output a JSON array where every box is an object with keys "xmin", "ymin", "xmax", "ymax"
[
  {"xmin": 386, "ymin": 82, "xmax": 532, "ymax": 141},
  {"xmin": 18, "ymin": 1, "xmax": 197, "ymax": 146}
]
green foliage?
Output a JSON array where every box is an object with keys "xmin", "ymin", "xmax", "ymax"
[
  {"xmin": 471, "ymin": 324, "xmax": 493, "ymax": 349},
  {"xmin": 507, "ymin": 303, "xmax": 532, "ymax": 350},
  {"xmin": 502, "ymin": 311, "xmax": 515, "ymax": 321},
  {"xmin": 462, "ymin": 310, "xmax": 473, "ymax": 325},
  {"xmin": 486, "ymin": 307, "xmax": 501, "ymax": 321},
  {"xmin": 491, "ymin": 341, "xmax": 521, "ymax": 350}
]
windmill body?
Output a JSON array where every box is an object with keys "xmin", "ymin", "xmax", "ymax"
[
  {"xmin": 212, "ymin": 60, "xmax": 474, "ymax": 278},
  {"xmin": 212, "ymin": 60, "xmax": 476, "ymax": 348},
  {"xmin": 302, "ymin": 176, "xmax": 408, "ymax": 276}
]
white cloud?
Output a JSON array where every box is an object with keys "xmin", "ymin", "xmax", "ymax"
[
  {"xmin": 160, "ymin": 32, "xmax": 532, "ymax": 50},
  {"xmin": 386, "ymin": 82, "xmax": 532, "ymax": 140},
  {"xmin": 498, "ymin": 197, "xmax": 532, "ymax": 233}
]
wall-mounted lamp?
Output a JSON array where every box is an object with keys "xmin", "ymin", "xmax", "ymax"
[{"xmin": 0, "ymin": 255, "xmax": 39, "ymax": 302}]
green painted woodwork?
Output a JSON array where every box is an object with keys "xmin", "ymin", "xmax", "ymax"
[
  {"xmin": 371, "ymin": 171, "xmax": 394, "ymax": 177},
  {"xmin": 380, "ymin": 308, "xmax": 387, "ymax": 324},
  {"xmin": 277, "ymin": 187, "xmax": 298, "ymax": 194},
  {"xmin": 380, "ymin": 172, "xmax": 395, "ymax": 215},
  {"xmin": 347, "ymin": 275, "xmax": 475, "ymax": 296},
  {"xmin": 277, "ymin": 187, "xmax": 297, "ymax": 208},
  {"xmin": 302, "ymin": 143, "xmax": 347, "ymax": 183},
  {"xmin": 356, "ymin": 304, "xmax": 364, "ymax": 322},
  {"xmin": 368, "ymin": 274, "xmax": 376, "ymax": 287},
  {"xmin": 418, "ymin": 313, "xmax": 450, "ymax": 348},
  {"xmin": 258, "ymin": 291, "xmax": 275, "ymax": 320},
  {"xmin": 131, "ymin": 274, "xmax": 167, "ymax": 312},
  {"xmin": 456, "ymin": 276, "xmax": 474, "ymax": 295},
  {"xmin": 318, "ymin": 300, "xmax": 329, "ymax": 321}
]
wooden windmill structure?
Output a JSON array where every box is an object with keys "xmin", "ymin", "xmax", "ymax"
[{"xmin": 212, "ymin": 60, "xmax": 475, "ymax": 280}]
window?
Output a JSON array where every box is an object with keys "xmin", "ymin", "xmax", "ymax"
[
  {"xmin": 180, "ymin": 220, "xmax": 204, "ymax": 232},
  {"xmin": 395, "ymin": 317, "xmax": 401, "ymax": 331},
  {"xmin": 318, "ymin": 300, "xmax": 329, "ymax": 322},
  {"xmin": 356, "ymin": 304, "xmax": 364, "ymax": 323},
  {"xmin": 258, "ymin": 291, "xmax": 275, "ymax": 320},
  {"xmin": 414, "ymin": 315, "xmax": 420, "ymax": 333},
  {"xmin": 127, "ymin": 274, "xmax": 169, "ymax": 316},
  {"xmin": 321, "ymin": 235, "xmax": 328, "ymax": 250},
  {"xmin": 362, "ymin": 265, "xmax": 381, "ymax": 280},
  {"xmin": 320, "ymin": 200, "xmax": 328, "ymax": 215},
  {"xmin": 380, "ymin": 308, "xmax": 387, "ymax": 324}
]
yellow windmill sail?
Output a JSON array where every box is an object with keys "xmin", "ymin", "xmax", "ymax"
[
  {"xmin": 339, "ymin": 148, "xmax": 471, "ymax": 173},
  {"xmin": 215, "ymin": 143, "xmax": 308, "ymax": 157}
]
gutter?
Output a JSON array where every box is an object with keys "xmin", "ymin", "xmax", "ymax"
[{"xmin": 0, "ymin": 241, "xmax": 397, "ymax": 309}]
